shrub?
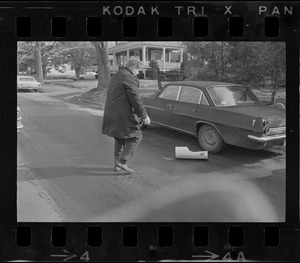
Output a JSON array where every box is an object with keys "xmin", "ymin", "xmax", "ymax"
[{"xmin": 148, "ymin": 60, "xmax": 159, "ymax": 79}]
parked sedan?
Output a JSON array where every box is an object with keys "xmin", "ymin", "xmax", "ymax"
[
  {"xmin": 17, "ymin": 75, "xmax": 42, "ymax": 92},
  {"xmin": 142, "ymin": 81, "xmax": 286, "ymax": 153},
  {"xmin": 17, "ymin": 106, "xmax": 23, "ymax": 132}
]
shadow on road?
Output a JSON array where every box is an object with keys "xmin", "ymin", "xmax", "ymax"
[
  {"xmin": 143, "ymin": 124, "xmax": 283, "ymax": 159},
  {"xmin": 141, "ymin": 124, "xmax": 285, "ymax": 177},
  {"xmin": 18, "ymin": 166, "xmax": 131, "ymax": 182}
]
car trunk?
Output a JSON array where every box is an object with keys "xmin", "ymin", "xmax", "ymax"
[{"xmin": 219, "ymin": 105, "xmax": 285, "ymax": 127}]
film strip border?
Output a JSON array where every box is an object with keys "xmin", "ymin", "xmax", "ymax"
[
  {"xmin": 0, "ymin": 1, "xmax": 298, "ymax": 40},
  {"xmin": 0, "ymin": 0, "xmax": 300, "ymax": 261},
  {"xmin": 15, "ymin": 15, "xmax": 290, "ymax": 39},
  {"xmin": 2, "ymin": 224, "xmax": 299, "ymax": 261}
]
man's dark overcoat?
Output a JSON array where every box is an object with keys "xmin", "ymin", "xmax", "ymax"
[{"xmin": 102, "ymin": 67, "xmax": 148, "ymax": 139}]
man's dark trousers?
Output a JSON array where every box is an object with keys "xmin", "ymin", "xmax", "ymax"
[{"xmin": 114, "ymin": 136, "xmax": 142, "ymax": 164}]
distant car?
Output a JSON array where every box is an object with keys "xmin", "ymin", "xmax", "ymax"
[
  {"xmin": 142, "ymin": 81, "xmax": 286, "ymax": 154},
  {"xmin": 84, "ymin": 71, "xmax": 97, "ymax": 76},
  {"xmin": 17, "ymin": 106, "xmax": 23, "ymax": 132},
  {"xmin": 73, "ymin": 72, "xmax": 97, "ymax": 81},
  {"xmin": 17, "ymin": 76, "xmax": 42, "ymax": 92}
]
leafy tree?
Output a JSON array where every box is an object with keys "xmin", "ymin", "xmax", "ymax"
[
  {"xmin": 58, "ymin": 42, "xmax": 96, "ymax": 80},
  {"xmin": 225, "ymin": 42, "xmax": 260, "ymax": 85},
  {"xmin": 182, "ymin": 42, "xmax": 232, "ymax": 81},
  {"xmin": 17, "ymin": 42, "xmax": 35, "ymax": 74},
  {"xmin": 18, "ymin": 41, "xmax": 97, "ymax": 80},
  {"xmin": 182, "ymin": 41, "xmax": 285, "ymax": 103},
  {"xmin": 41, "ymin": 42, "xmax": 66, "ymax": 79},
  {"xmin": 255, "ymin": 42, "xmax": 285, "ymax": 104}
]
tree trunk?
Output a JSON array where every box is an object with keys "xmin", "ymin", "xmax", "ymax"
[
  {"xmin": 91, "ymin": 42, "xmax": 111, "ymax": 91},
  {"xmin": 75, "ymin": 66, "xmax": 81, "ymax": 80},
  {"xmin": 271, "ymin": 84, "xmax": 277, "ymax": 104},
  {"xmin": 42, "ymin": 64, "xmax": 47, "ymax": 79},
  {"xmin": 34, "ymin": 42, "xmax": 44, "ymax": 85},
  {"xmin": 99, "ymin": 44, "xmax": 111, "ymax": 81}
]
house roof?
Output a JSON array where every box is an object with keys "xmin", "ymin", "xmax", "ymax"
[{"xmin": 108, "ymin": 41, "xmax": 183, "ymax": 53}]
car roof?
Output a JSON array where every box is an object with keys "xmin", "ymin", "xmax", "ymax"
[{"xmin": 166, "ymin": 81, "xmax": 244, "ymax": 88}]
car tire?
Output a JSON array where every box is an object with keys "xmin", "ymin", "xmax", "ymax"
[{"xmin": 198, "ymin": 124, "xmax": 225, "ymax": 154}]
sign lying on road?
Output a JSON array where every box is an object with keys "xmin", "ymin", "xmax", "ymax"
[{"xmin": 175, "ymin": 146, "xmax": 208, "ymax": 159}]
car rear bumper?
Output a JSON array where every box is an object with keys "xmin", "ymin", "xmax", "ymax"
[
  {"xmin": 18, "ymin": 86, "xmax": 40, "ymax": 90},
  {"xmin": 248, "ymin": 134, "xmax": 286, "ymax": 143}
]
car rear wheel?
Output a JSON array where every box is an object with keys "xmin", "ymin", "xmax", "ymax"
[{"xmin": 198, "ymin": 124, "xmax": 225, "ymax": 154}]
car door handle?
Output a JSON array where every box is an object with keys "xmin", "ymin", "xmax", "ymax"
[
  {"xmin": 190, "ymin": 109, "xmax": 197, "ymax": 112},
  {"xmin": 167, "ymin": 104, "xmax": 173, "ymax": 109}
]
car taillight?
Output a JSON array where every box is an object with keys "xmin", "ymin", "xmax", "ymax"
[
  {"xmin": 262, "ymin": 119, "xmax": 270, "ymax": 135},
  {"xmin": 262, "ymin": 119, "xmax": 269, "ymax": 127},
  {"xmin": 263, "ymin": 126, "xmax": 270, "ymax": 135}
]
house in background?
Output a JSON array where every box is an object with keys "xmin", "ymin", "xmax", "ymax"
[{"xmin": 108, "ymin": 41, "xmax": 184, "ymax": 78}]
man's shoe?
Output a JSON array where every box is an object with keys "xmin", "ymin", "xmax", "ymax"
[
  {"xmin": 114, "ymin": 165, "xmax": 121, "ymax": 171},
  {"xmin": 114, "ymin": 156, "xmax": 121, "ymax": 171},
  {"xmin": 116, "ymin": 162, "xmax": 134, "ymax": 173}
]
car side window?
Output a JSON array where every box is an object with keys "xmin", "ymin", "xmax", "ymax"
[
  {"xmin": 179, "ymin": 86, "xmax": 201, "ymax": 104},
  {"xmin": 200, "ymin": 94, "xmax": 209, "ymax": 106},
  {"xmin": 158, "ymin": 85, "xmax": 180, "ymax": 101}
]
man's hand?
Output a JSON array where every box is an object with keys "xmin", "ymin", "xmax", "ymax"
[{"xmin": 143, "ymin": 116, "xmax": 151, "ymax": 125}]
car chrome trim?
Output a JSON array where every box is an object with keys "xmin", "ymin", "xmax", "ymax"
[
  {"xmin": 177, "ymin": 86, "xmax": 182, "ymax": 100},
  {"xmin": 144, "ymin": 105, "xmax": 165, "ymax": 111},
  {"xmin": 151, "ymin": 121, "xmax": 195, "ymax": 135},
  {"xmin": 174, "ymin": 112, "xmax": 197, "ymax": 117},
  {"xmin": 248, "ymin": 134, "xmax": 286, "ymax": 142},
  {"xmin": 268, "ymin": 126, "xmax": 286, "ymax": 135}
]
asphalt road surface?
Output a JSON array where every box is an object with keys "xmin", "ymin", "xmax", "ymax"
[{"xmin": 17, "ymin": 90, "xmax": 285, "ymax": 222}]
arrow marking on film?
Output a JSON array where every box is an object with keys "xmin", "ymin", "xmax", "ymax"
[
  {"xmin": 194, "ymin": 250, "xmax": 219, "ymax": 260},
  {"xmin": 51, "ymin": 250, "xmax": 77, "ymax": 261}
]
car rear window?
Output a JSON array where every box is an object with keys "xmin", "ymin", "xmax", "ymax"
[{"xmin": 207, "ymin": 85, "xmax": 258, "ymax": 107}]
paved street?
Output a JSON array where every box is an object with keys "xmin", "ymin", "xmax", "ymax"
[{"xmin": 17, "ymin": 88, "xmax": 285, "ymax": 222}]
